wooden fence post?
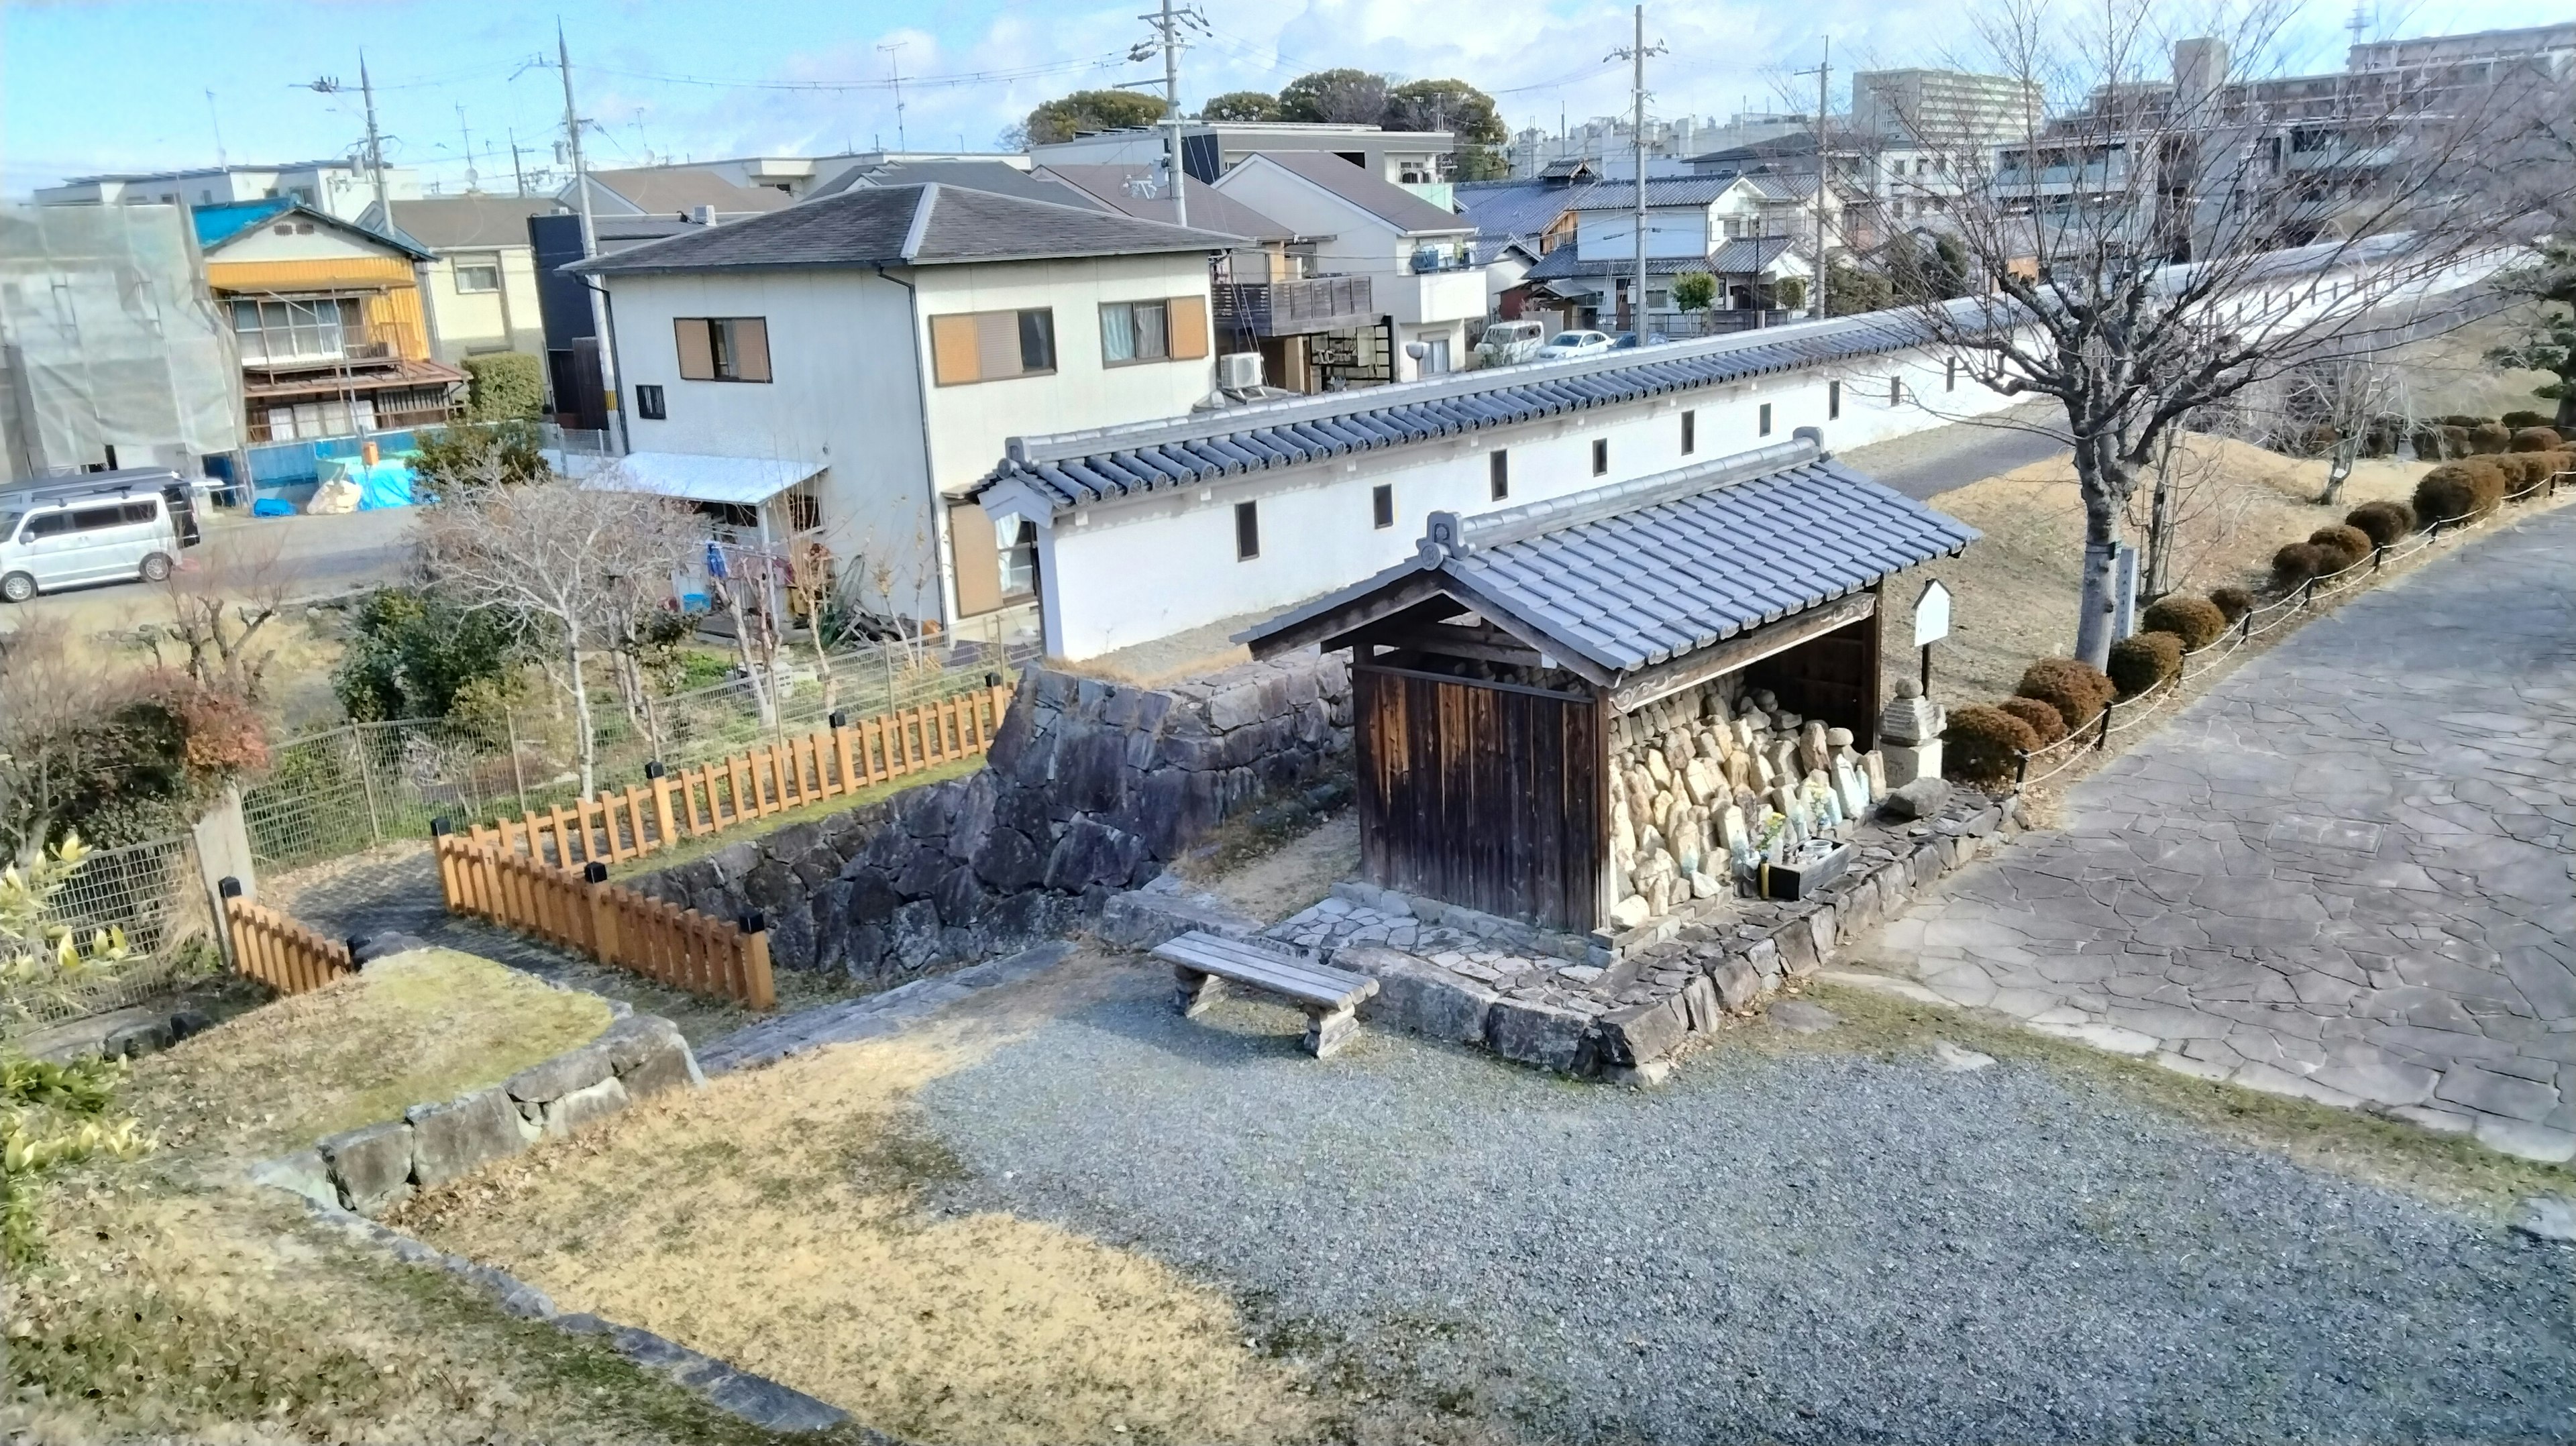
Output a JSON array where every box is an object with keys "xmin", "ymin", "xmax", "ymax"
[
  {"xmin": 584, "ymin": 860, "xmax": 617, "ymax": 968},
  {"xmin": 739, "ymin": 909, "xmax": 775, "ymax": 1011}
]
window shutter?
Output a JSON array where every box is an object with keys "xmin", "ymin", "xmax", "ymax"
[
  {"xmin": 949, "ymin": 502, "xmax": 1004, "ymax": 617},
  {"xmin": 1167, "ymin": 294, "xmax": 1209, "ymax": 359},
  {"xmin": 975, "ymin": 311, "xmax": 1022, "ymax": 379},
  {"xmin": 930, "ymin": 314, "xmax": 981, "ymax": 386},
  {"xmin": 674, "ymin": 318, "xmax": 714, "ymax": 380},
  {"xmin": 733, "ymin": 318, "xmax": 771, "ymax": 381}
]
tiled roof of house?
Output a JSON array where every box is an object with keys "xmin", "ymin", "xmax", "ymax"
[
  {"xmin": 193, "ymin": 197, "xmax": 433, "ymax": 260},
  {"xmin": 975, "ymin": 304, "xmax": 1966, "ymax": 512},
  {"xmin": 1226, "ymin": 151, "xmax": 1472, "ymax": 235},
  {"xmin": 1238, "ymin": 439, "xmax": 1978, "ymax": 673},
  {"xmin": 1037, "ymin": 164, "xmax": 1301, "ymax": 241},
  {"xmin": 1564, "ymin": 177, "xmax": 1750, "ymax": 210},
  {"xmin": 1450, "ymin": 178, "xmax": 1595, "ymax": 264},
  {"xmin": 381, "ymin": 196, "xmax": 561, "ymax": 250},
  {"xmin": 569, "ymin": 182, "xmax": 1246, "ymax": 275},
  {"xmin": 808, "ymin": 159, "xmax": 1106, "ymax": 211},
  {"xmin": 584, "ymin": 167, "xmax": 794, "ymax": 217}
]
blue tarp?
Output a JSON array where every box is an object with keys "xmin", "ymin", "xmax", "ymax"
[{"xmin": 346, "ymin": 459, "xmax": 415, "ymax": 510}]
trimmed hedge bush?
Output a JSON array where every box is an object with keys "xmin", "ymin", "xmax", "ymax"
[
  {"xmin": 2409, "ymin": 426, "xmax": 2449, "ymax": 461},
  {"xmin": 2413, "ymin": 459, "xmax": 2509, "ymax": 523},
  {"xmin": 2467, "ymin": 421, "xmax": 2513, "ymax": 454},
  {"xmin": 2107, "ymin": 630, "xmax": 2184, "ymax": 699},
  {"xmin": 2510, "ymin": 426, "xmax": 2563, "ymax": 451},
  {"xmin": 461, "ymin": 351, "xmax": 546, "ymax": 422},
  {"xmin": 2015, "ymin": 657, "xmax": 2117, "ymax": 733},
  {"xmin": 2209, "ymin": 585, "xmax": 2254, "ymax": 622},
  {"xmin": 2140, "ymin": 594, "xmax": 2226, "ymax": 650},
  {"xmin": 2440, "ymin": 424, "xmax": 2471, "ymax": 458},
  {"xmin": 2437, "ymin": 413, "xmax": 2485, "ymax": 429},
  {"xmin": 1944, "ymin": 703, "xmax": 2041, "ymax": 785},
  {"xmin": 2308, "ymin": 524, "xmax": 2373, "ymax": 569},
  {"xmin": 2498, "ymin": 453, "xmax": 2551, "ymax": 490},
  {"xmin": 2502, "ymin": 409, "xmax": 2548, "ymax": 430},
  {"xmin": 1997, "ymin": 696, "xmax": 2068, "ymax": 747},
  {"xmin": 2343, "ymin": 499, "xmax": 2414, "ymax": 547},
  {"xmin": 2273, "ymin": 541, "xmax": 2334, "ymax": 588}
]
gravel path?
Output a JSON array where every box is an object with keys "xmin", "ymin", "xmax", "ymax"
[{"xmin": 917, "ymin": 966, "xmax": 2574, "ymax": 1445}]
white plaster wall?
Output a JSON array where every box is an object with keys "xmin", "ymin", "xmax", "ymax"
[
  {"xmin": 421, "ymin": 247, "xmax": 547, "ymax": 360},
  {"xmin": 604, "ymin": 266, "xmax": 937, "ymax": 616},
  {"xmin": 208, "ymin": 223, "xmax": 405, "ymax": 265},
  {"xmin": 1032, "ymin": 338, "xmax": 2027, "ymax": 658}
]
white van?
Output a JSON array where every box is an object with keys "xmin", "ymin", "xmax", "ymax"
[
  {"xmin": 1477, "ymin": 319, "xmax": 1547, "ymax": 368},
  {"xmin": 0, "ymin": 490, "xmax": 181, "ymax": 602}
]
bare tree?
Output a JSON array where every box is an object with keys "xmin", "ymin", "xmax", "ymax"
[
  {"xmin": 419, "ymin": 474, "xmax": 704, "ymax": 798},
  {"xmin": 150, "ymin": 522, "xmax": 299, "ymax": 701},
  {"xmin": 1881, "ymin": 0, "xmax": 2564, "ymax": 665},
  {"xmin": 0, "ymin": 621, "xmax": 125, "ymax": 865}
]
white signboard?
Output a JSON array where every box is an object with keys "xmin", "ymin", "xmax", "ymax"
[{"xmin": 1913, "ymin": 579, "xmax": 1953, "ymax": 648}]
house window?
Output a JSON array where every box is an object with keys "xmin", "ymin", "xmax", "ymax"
[
  {"xmin": 1489, "ymin": 449, "xmax": 1509, "ymax": 500},
  {"xmin": 1680, "ymin": 409, "xmax": 1697, "ymax": 455},
  {"xmin": 1945, "ymin": 356, "xmax": 1959, "ymax": 391},
  {"xmin": 634, "ymin": 384, "xmax": 666, "ymax": 420},
  {"xmin": 1759, "ymin": 402, "xmax": 1774, "ymax": 436},
  {"xmin": 453, "ymin": 256, "xmax": 502, "ymax": 293},
  {"xmin": 231, "ymin": 297, "xmax": 360, "ymax": 366},
  {"xmin": 1101, "ymin": 299, "xmax": 1169, "ymax": 363},
  {"xmin": 997, "ymin": 514, "xmax": 1038, "ymax": 598},
  {"xmin": 1829, "ymin": 380, "xmax": 1843, "ymax": 420},
  {"xmin": 1235, "ymin": 500, "xmax": 1260, "ymax": 561},
  {"xmin": 1371, "ymin": 484, "xmax": 1394, "ymax": 529},
  {"xmin": 674, "ymin": 317, "xmax": 771, "ymax": 382},
  {"xmin": 928, "ymin": 307, "xmax": 1057, "ymax": 384},
  {"xmin": 1591, "ymin": 438, "xmax": 1609, "ymax": 476}
]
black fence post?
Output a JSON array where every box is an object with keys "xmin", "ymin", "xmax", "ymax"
[
  {"xmin": 644, "ymin": 760, "xmax": 666, "ymax": 780},
  {"xmin": 2094, "ymin": 704, "xmax": 2112, "ymax": 751},
  {"xmin": 2372, "ymin": 543, "xmax": 2385, "ymax": 573},
  {"xmin": 2014, "ymin": 750, "xmax": 2030, "ymax": 789},
  {"xmin": 218, "ymin": 876, "xmax": 243, "ymax": 899},
  {"xmin": 430, "ymin": 817, "xmax": 451, "ymax": 838}
]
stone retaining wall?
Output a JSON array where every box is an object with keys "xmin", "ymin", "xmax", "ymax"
[
  {"xmin": 1273, "ymin": 789, "xmax": 2023, "ymax": 1082},
  {"xmin": 266, "ymin": 1004, "xmax": 705, "ymax": 1217},
  {"xmin": 626, "ymin": 654, "xmax": 1352, "ymax": 985}
]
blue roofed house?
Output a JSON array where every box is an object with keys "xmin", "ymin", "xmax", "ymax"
[{"xmin": 194, "ymin": 197, "xmax": 465, "ymax": 442}]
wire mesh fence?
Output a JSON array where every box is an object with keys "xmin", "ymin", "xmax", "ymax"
[
  {"xmin": 246, "ymin": 634, "xmax": 1040, "ymax": 875},
  {"xmin": 5, "ymin": 831, "xmax": 221, "ymax": 1038}
]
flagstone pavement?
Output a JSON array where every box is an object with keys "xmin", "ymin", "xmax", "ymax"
[{"xmin": 1866, "ymin": 502, "xmax": 2576, "ymax": 1161}]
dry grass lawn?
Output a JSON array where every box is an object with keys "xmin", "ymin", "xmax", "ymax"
[
  {"xmin": 1176, "ymin": 812, "xmax": 1362, "ymax": 924},
  {"xmin": 1900, "ymin": 433, "xmax": 2428, "ymax": 708},
  {"xmin": 5, "ymin": 950, "xmax": 820, "ymax": 1446},
  {"xmin": 395, "ymin": 964, "xmax": 1318, "ymax": 1446},
  {"xmin": 129, "ymin": 948, "xmax": 612, "ymax": 1162}
]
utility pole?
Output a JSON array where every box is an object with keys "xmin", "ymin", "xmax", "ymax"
[
  {"xmin": 879, "ymin": 42, "xmax": 909, "ymax": 151},
  {"xmin": 1609, "ymin": 5, "xmax": 1665, "ymax": 337},
  {"xmin": 1128, "ymin": 0, "xmax": 1205, "ymax": 229},
  {"xmin": 456, "ymin": 106, "xmax": 480, "ymax": 193},
  {"xmin": 557, "ymin": 22, "xmax": 621, "ymax": 449},
  {"xmin": 360, "ymin": 56, "xmax": 390, "ymax": 225},
  {"xmin": 508, "ymin": 127, "xmax": 528, "ymax": 197},
  {"xmin": 1795, "ymin": 38, "xmax": 1831, "ymax": 319}
]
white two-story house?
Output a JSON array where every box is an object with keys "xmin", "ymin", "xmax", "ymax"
[
  {"xmin": 1523, "ymin": 177, "xmax": 1817, "ymax": 333},
  {"xmin": 1210, "ymin": 152, "xmax": 1485, "ymax": 380},
  {"xmin": 570, "ymin": 182, "xmax": 1243, "ymax": 635}
]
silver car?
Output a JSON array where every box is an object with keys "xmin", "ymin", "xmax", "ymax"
[{"xmin": 0, "ymin": 490, "xmax": 180, "ymax": 602}]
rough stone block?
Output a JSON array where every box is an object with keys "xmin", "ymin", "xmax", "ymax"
[
  {"xmin": 598, "ymin": 1015, "xmax": 703, "ymax": 1098},
  {"xmin": 1803, "ymin": 904, "xmax": 1839, "ymax": 966},
  {"xmin": 541, "ymin": 1074, "xmax": 631, "ymax": 1137},
  {"xmin": 2436, "ymin": 1064, "xmax": 2561, "ymax": 1122},
  {"xmin": 405, "ymin": 1088, "xmax": 527, "ymax": 1189},
  {"xmin": 1485, "ymin": 998, "xmax": 1595, "ymax": 1074},
  {"xmin": 1712, "ymin": 956, "xmax": 1762, "ymax": 1011},
  {"xmin": 317, "ymin": 1120, "xmax": 414, "ymax": 1215},
  {"xmin": 1355, "ymin": 951, "xmax": 1499, "ymax": 1043},
  {"xmin": 1882, "ymin": 777, "xmax": 1952, "ymax": 821},
  {"xmin": 1744, "ymin": 936, "xmax": 1784, "ymax": 985},
  {"xmin": 1680, "ymin": 975, "xmax": 1721, "ymax": 1033},
  {"xmin": 504, "ymin": 1042, "xmax": 612, "ymax": 1105},
  {"xmin": 1775, "ymin": 917, "xmax": 1821, "ymax": 979},
  {"xmin": 1599, "ymin": 997, "xmax": 1686, "ymax": 1067}
]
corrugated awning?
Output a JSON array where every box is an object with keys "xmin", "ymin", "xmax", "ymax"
[{"xmin": 561, "ymin": 450, "xmax": 824, "ymax": 507}]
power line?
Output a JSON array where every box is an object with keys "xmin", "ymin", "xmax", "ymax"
[{"xmin": 578, "ymin": 53, "xmax": 1126, "ymax": 93}]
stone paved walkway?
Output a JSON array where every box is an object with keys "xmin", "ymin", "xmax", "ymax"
[{"xmin": 1870, "ymin": 503, "xmax": 2576, "ymax": 1162}]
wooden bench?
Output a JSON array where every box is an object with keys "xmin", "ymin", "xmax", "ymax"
[{"xmin": 1150, "ymin": 930, "xmax": 1381, "ymax": 1058}]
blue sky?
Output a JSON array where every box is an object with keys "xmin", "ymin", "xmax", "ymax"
[{"xmin": 3, "ymin": 0, "xmax": 2564, "ymax": 197}]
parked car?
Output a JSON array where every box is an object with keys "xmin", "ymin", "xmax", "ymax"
[
  {"xmin": 1476, "ymin": 319, "xmax": 1548, "ymax": 367},
  {"xmin": 0, "ymin": 486, "xmax": 182, "ymax": 602},
  {"xmin": 1537, "ymin": 329, "xmax": 1615, "ymax": 359}
]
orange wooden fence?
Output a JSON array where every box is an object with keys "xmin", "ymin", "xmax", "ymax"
[
  {"xmin": 433, "ymin": 834, "xmax": 774, "ymax": 1008},
  {"xmin": 223, "ymin": 889, "xmax": 356, "ymax": 996},
  {"xmin": 462, "ymin": 682, "xmax": 1014, "ymax": 871}
]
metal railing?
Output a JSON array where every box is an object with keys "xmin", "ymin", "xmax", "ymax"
[
  {"xmin": 2008, "ymin": 465, "xmax": 2569, "ymax": 792},
  {"xmin": 3, "ymin": 831, "xmax": 219, "ymax": 1039},
  {"xmin": 244, "ymin": 635, "xmax": 1037, "ymax": 875}
]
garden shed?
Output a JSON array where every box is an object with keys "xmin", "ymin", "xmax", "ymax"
[{"xmin": 1238, "ymin": 434, "xmax": 1978, "ymax": 934}]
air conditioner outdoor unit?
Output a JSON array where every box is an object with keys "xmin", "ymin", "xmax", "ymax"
[{"xmin": 1216, "ymin": 352, "xmax": 1264, "ymax": 390}]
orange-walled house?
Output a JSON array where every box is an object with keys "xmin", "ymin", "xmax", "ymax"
[{"xmin": 194, "ymin": 199, "xmax": 464, "ymax": 441}]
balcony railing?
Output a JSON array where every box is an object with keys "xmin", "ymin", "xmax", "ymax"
[
  {"xmin": 1213, "ymin": 274, "xmax": 1377, "ymax": 338},
  {"xmin": 235, "ymin": 324, "xmax": 419, "ymax": 372}
]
